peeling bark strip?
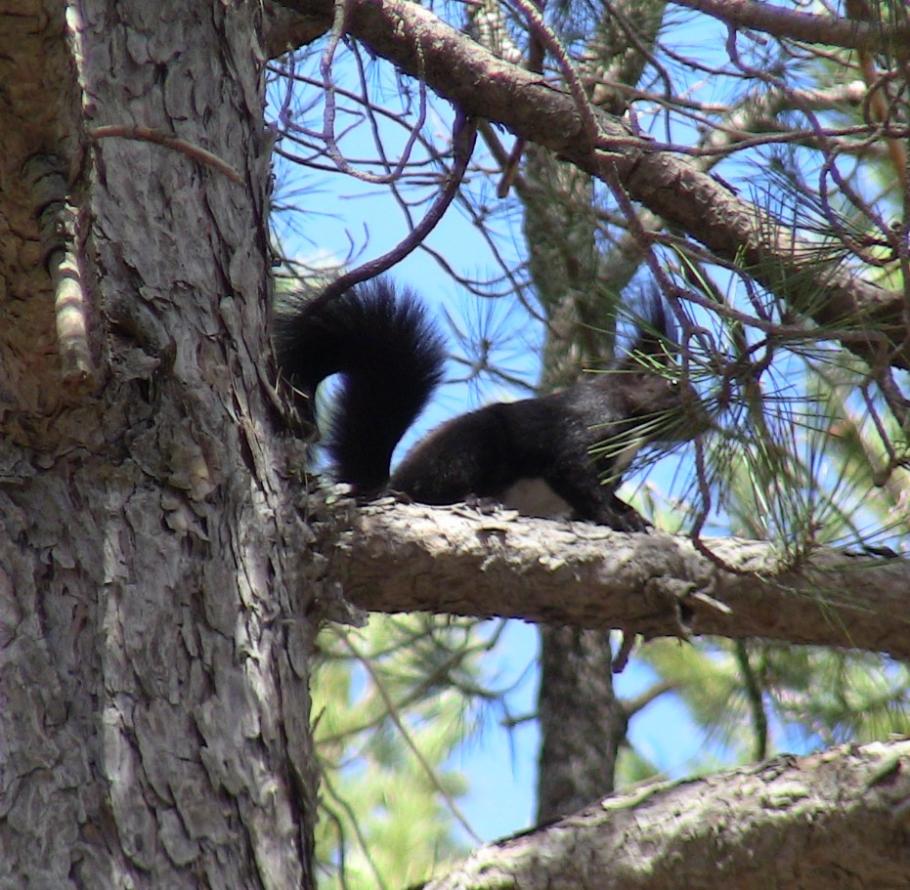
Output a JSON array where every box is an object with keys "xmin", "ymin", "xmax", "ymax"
[
  {"xmin": 422, "ymin": 738, "xmax": 910, "ymax": 890},
  {"xmin": 327, "ymin": 501, "xmax": 910, "ymax": 660},
  {"xmin": 279, "ymin": 0, "xmax": 904, "ymax": 365}
]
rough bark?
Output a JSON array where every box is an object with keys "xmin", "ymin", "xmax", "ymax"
[
  {"xmin": 277, "ymin": 0, "xmax": 905, "ymax": 368},
  {"xmin": 536, "ymin": 627, "xmax": 624, "ymax": 822},
  {"xmin": 671, "ymin": 0, "xmax": 910, "ymax": 51},
  {"xmin": 324, "ymin": 499, "xmax": 910, "ymax": 660},
  {"xmin": 422, "ymin": 738, "xmax": 910, "ymax": 890},
  {"xmin": 0, "ymin": 2, "xmax": 318, "ymax": 887}
]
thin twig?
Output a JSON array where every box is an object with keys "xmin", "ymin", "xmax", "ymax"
[
  {"xmin": 309, "ymin": 112, "xmax": 478, "ymax": 310},
  {"xmin": 89, "ymin": 125, "xmax": 242, "ymax": 183}
]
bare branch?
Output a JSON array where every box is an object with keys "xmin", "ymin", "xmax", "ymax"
[
  {"xmin": 321, "ymin": 499, "xmax": 910, "ymax": 661},
  {"xmin": 308, "ymin": 113, "xmax": 477, "ymax": 309},
  {"xmin": 670, "ymin": 0, "xmax": 910, "ymax": 53},
  {"xmin": 89, "ymin": 125, "xmax": 243, "ymax": 183},
  {"xmin": 423, "ymin": 738, "xmax": 910, "ymax": 890},
  {"xmin": 277, "ymin": 0, "xmax": 906, "ymax": 367}
]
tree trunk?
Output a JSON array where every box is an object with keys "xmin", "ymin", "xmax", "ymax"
[
  {"xmin": 537, "ymin": 627, "xmax": 624, "ymax": 821},
  {"xmin": 521, "ymin": 133, "xmax": 629, "ymax": 825},
  {"xmin": 0, "ymin": 3, "xmax": 318, "ymax": 886}
]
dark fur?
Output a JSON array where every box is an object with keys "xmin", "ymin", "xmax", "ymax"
[
  {"xmin": 275, "ymin": 279, "xmax": 705, "ymax": 529},
  {"xmin": 274, "ymin": 279, "xmax": 446, "ymax": 493}
]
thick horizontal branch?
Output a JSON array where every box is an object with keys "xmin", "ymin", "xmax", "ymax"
[
  {"xmin": 423, "ymin": 738, "xmax": 910, "ymax": 890},
  {"xmin": 279, "ymin": 0, "xmax": 905, "ymax": 365},
  {"xmin": 672, "ymin": 0, "xmax": 910, "ymax": 52},
  {"xmin": 323, "ymin": 500, "xmax": 910, "ymax": 660}
]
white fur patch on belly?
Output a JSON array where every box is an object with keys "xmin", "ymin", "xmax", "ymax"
[{"xmin": 500, "ymin": 478, "xmax": 573, "ymax": 519}]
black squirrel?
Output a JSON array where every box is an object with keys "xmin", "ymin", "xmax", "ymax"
[{"xmin": 274, "ymin": 278, "xmax": 707, "ymax": 530}]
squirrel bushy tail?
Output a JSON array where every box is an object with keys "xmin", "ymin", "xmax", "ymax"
[{"xmin": 273, "ymin": 279, "xmax": 446, "ymax": 493}]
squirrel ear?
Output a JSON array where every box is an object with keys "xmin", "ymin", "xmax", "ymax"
[{"xmin": 620, "ymin": 291, "xmax": 676, "ymax": 370}]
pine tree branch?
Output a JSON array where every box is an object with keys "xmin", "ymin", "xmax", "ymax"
[
  {"xmin": 318, "ymin": 499, "xmax": 910, "ymax": 661},
  {"xmin": 421, "ymin": 738, "xmax": 910, "ymax": 890},
  {"xmin": 670, "ymin": 0, "xmax": 910, "ymax": 53},
  {"xmin": 276, "ymin": 0, "xmax": 906, "ymax": 368}
]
